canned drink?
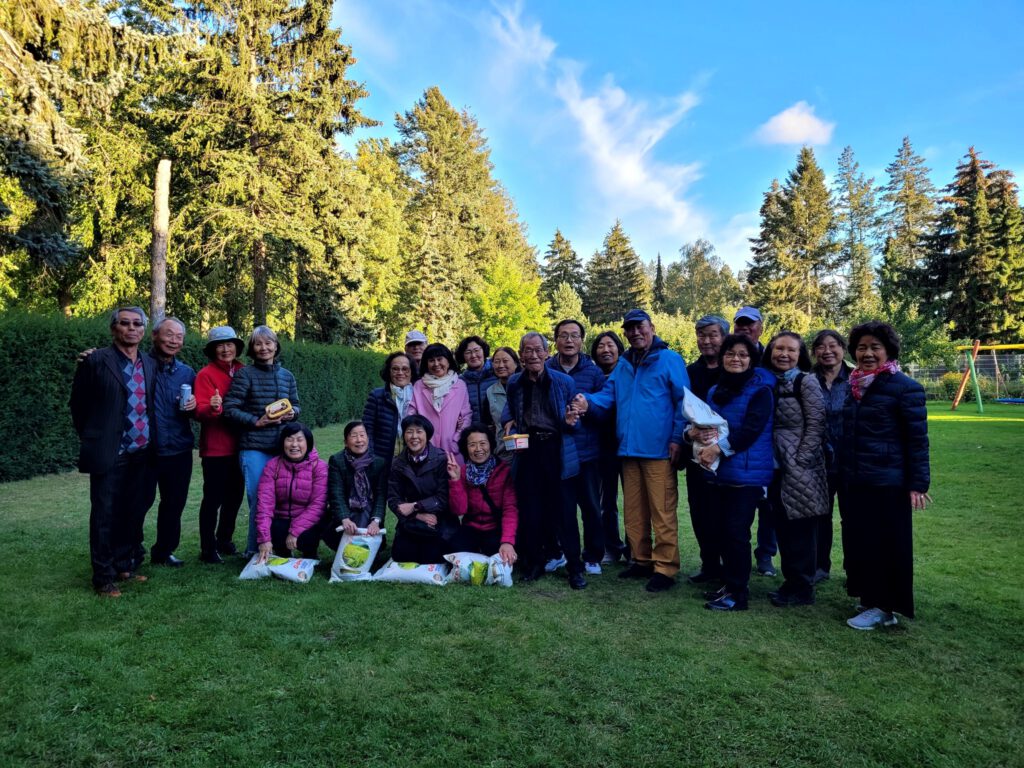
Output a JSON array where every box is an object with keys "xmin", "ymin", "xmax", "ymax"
[{"xmin": 179, "ymin": 383, "xmax": 192, "ymax": 410}]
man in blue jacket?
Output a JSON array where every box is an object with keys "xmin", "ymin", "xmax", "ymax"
[{"xmin": 573, "ymin": 309, "xmax": 690, "ymax": 592}]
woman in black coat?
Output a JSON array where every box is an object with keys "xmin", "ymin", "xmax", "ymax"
[
  {"xmin": 361, "ymin": 352, "xmax": 415, "ymax": 472},
  {"xmin": 324, "ymin": 421, "xmax": 388, "ymax": 553},
  {"xmin": 839, "ymin": 321, "xmax": 931, "ymax": 631}
]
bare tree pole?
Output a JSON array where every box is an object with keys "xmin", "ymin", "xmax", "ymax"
[{"xmin": 150, "ymin": 158, "xmax": 172, "ymax": 325}]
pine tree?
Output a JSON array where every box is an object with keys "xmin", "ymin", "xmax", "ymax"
[
  {"xmin": 540, "ymin": 229, "xmax": 584, "ymax": 301},
  {"xmin": 583, "ymin": 221, "xmax": 650, "ymax": 324},
  {"xmin": 653, "ymin": 253, "xmax": 666, "ymax": 310},
  {"xmin": 989, "ymin": 175, "xmax": 1024, "ymax": 340},
  {"xmin": 663, "ymin": 239, "xmax": 740, "ymax": 318},
  {"xmin": 547, "ymin": 282, "xmax": 585, "ymax": 327},
  {"xmin": 834, "ymin": 146, "xmax": 880, "ymax": 322}
]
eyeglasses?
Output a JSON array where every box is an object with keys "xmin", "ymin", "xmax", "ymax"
[
  {"xmin": 556, "ymin": 333, "xmax": 582, "ymax": 341},
  {"xmin": 723, "ymin": 350, "xmax": 750, "ymax": 359},
  {"xmin": 116, "ymin": 320, "xmax": 145, "ymax": 328}
]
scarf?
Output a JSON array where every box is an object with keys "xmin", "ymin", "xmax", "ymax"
[
  {"xmin": 344, "ymin": 449, "xmax": 375, "ymax": 512},
  {"xmin": 465, "ymin": 455, "xmax": 497, "ymax": 487},
  {"xmin": 420, "ymin": 371, "xmax": 457, "ymax": 412},
  {"xmin": 712, "ymin": 366, "xmax": 756, "ymax": 406},
  {"xmin": 849, "ymin": 360, "xmax": 901, "ymax": 401},
  {"xmin": 409, "ymin": 447, "xmax": 430, "ymax": 465},
  {"xmin": 390, "ymin": 383, "xmax": 414, "ymax": 435},
  {"xmin": 776, "ymin": 367, "xmax": 801, "ymax": 383}
]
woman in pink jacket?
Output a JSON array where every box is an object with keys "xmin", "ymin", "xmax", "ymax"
[
  {"xmin": 407, "ymin": 343, "xmax": 472, "ymax": 459},
  {"xmin": 255, "ymin": 423, "xmax": 328, "ymax": 562}
]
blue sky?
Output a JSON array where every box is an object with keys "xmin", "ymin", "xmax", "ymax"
[{"xmin": 333, "ymin": 0, "xmax": 1024, "ymax": 273}]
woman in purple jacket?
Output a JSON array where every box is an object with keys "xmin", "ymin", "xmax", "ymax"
[{"xmin": 255, "ymin": 423, "xmax": 328, "ymax": 562}]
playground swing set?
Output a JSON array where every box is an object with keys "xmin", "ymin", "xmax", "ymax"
[{"xmin": 951, "ymin": 341, "xmax": 1024, "ymax": 412}]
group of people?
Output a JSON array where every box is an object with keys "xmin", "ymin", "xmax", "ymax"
[{"xmin": 71, "ymin": 303, "xmax": 931, "ymax": 631}]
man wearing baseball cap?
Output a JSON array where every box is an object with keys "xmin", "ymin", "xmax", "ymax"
[
  {"xmin": 404, "ymin": 330, "xmax": 427, "ymax": 381},
  {"xmin": 733, "ymin": 306, "xmax": 764, "ymax": 352},
  {"xmin": 572, "ymin": 309, "xmax": 690, "ymax": 593}
]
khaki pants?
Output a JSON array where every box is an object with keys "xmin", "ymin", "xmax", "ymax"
[{"xmin": 621, "ymin": 458, "xmax": 680, "ymax": 577}]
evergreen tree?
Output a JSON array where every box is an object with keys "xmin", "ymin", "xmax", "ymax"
[
  {"xmin": 540, "ymin": 229, "xmax": 584, "ymax": 301},
  {"xmin": 582, "ymin": 221, "xmax": 650, "ymax": 324},
  {"xmin": 834, "ymin": 146, "xmax": 881, "ymax": 322},
  {"xmin": 989, "ymin": 175, "xmax": 1024, "ymax": 340},
  {"xmin": 547, "ymin": 282, "xmax": 585, "ymax": 327},
  {"xmin": 468, "ymin": 254, "xmax": 550, "ymax": 348},
  {"xmin": 663, "ymin": 239, "xmax": 741, "ymax": 318},
  {"xmin": 652, "ymin": 253, "xmax": 666, "ymax": 310}
]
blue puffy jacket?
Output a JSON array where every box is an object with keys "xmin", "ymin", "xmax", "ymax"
[
  {"xmin": 708, "ymin": 375, "xmax": 775, "ymax": 487},
  {"xmin": 502, "ymin": 368, "xmax": 580, "ymax": 481},
  {"xmin": 545, "ymin": 353, "xmax": 605, "ymax": 463},
  {"xmin": 839, "ymin": 371, "xmax": 930, "ymax": 491},
  {"xmin": 585, "ymin": 337, "xmax": 689, "ymax": 459},
  {"xmin": 149, "ymin": 352, "xmax": 196, "ymax": 456},
  {"xmin": 361, "ymin": 387, "xmax": 401, "ymax": 469},
  {"xmin": 462, "ymin": 363, "xmax": 498, "ymax": 427}
]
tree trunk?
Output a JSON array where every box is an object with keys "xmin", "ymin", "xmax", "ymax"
[
  {"xmin": 150, "ymin": 158, "xmax": 172, "ymax": 325},
  {"xmin": 252, "ymin": 236, "xmax": 267, "ymax": 327}
]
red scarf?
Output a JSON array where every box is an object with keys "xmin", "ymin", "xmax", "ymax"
[{"xmin": 849, "ymin": 360, "xmax": 900, "ymax": 401}]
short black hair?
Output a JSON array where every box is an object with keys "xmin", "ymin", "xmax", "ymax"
[
  {"xmin": 553, "ymin": 318, "xmax": 586, "ymax": 340},
  {"xmin": 764, "ymin": 331, "xmax": 813, "ymax": 373},
  {"xmin": 849, "ymin": 321, "xmax": 901, "ymax": 361},
  {"xmin": 343, "ymin": 420, "xmax": 366, "ymax": 441},
  {"xmin": 811, "ymin": 329, "xmax": 847, "ymax": 352},
  {"xmin": 278, "ymin": 421, "xmax": 314, "ymax": 455},
  {"xmin": 401, "ymin": 414, "xmax": 434, "ymax": 441},
  {"xmin": 455, "ymin": 336, "xmax": 491, "ymax": 366},
  {"xmin": 420, "ymin": 343, "xmax": 460, "ymax": 377},
  {"xmin": 718, "ymin": 334, "xmax": 761, "ymax": 367},
  {"xmin": 458, "ymin": 422, "xmax": 497, "ymax": 460},
  {"xmin": 380, "ymin": 351, "xmax": 414, "ymax": 384},
  {"xmin": 589, "ymin": 330, "xmax": 625, "ymax": 359}
]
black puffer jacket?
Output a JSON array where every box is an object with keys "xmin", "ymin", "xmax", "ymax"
[
  {"xmin": 222, "ymin": 362, "xmax": 301, "ymax": 453},
  {"xmin": 839, "ymin": 371, "xmax": 929, "ymax": 491},
  {"xmin": 362, "ymin": 387, "xmax": 401, "ymax": 468}
]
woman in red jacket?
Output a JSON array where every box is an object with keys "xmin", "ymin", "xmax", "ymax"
[
  {"xmin": 193, "ymin": 326, "xmax": 246, "ymax": 563},
  {"xmin": 446, "ymin": 423, "xmax": 518, "ymax": 566}
]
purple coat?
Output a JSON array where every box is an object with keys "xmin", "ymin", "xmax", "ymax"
[
  {"xmin": 255, "ymin": 449, "xmax": 328, "ymax": 543},
  {"xmin": 406, "ymin": 378, "xmax": 472, "ymax": 457}
]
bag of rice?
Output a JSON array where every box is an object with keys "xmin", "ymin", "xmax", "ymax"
[
  {"xmin": 372, "ymin": 558, "xmax": 449, "ymax": 586},
  {"xmin": 239, "ymin": 553, "xmax": 277, "ymax": 580},
  {"xmin": 329, "ymin": 528, "xmax": 386, "ymax": 583},
  {"xmin": 444, "ymin": 552, "xmax": 490, "ymax": 585},
  {"xmin": 488, "ymin": 554, "xmax": 513, "ymax": 587},
  {"xmin": 266, "ymin": 557, "xmax": 318, "ymax": 583}
]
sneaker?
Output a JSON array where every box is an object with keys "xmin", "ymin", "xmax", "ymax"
[
  {"xmin": 847, "ymin": 607, "xmax": 898, "ymax": 631},
  {"xmin": 756, "ymin": 561, "xmax": 777, "ymax": 577},
  {"xmin": 703, "ymin": 585, "xmax": 728, "ymax": 601},
  {"xmin": 544, "ymin": 556, "xmax": 567, "ymax": 573},
  {"xmin": 705, "ymin": 593, "xmax": 747, "ymax": 611},
  {"xmin": 769, "ymin": 591, "xmax": 815, "ymax": 607},
  {"xmin": 645, "ymin": 573, "xmax": 675, "ymax": 593},
  {"xmin": 584, "ymin": 562, "xmax": 602, "ymax": 575},
  {"xmin": 567, "ymin": 572, "xmax": 588, "ymax": 590},
  {"xmin": 600, "ymin": 551, "xmax": 618, "ymax": 565},
  {"xmin": 94, "ymin": 582, "xmax": 122, "ymax": 598}
]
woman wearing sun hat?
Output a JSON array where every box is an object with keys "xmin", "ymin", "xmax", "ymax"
[{"xmin": 194, "ymin": 326, "xmax": 246, "ymax": 563}]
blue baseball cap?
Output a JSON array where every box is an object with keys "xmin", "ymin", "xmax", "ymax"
[
  {"xmin": 622, "ymin": 309, "xmax": 652, "ymax": 327},
  {"xmin": 734, "ymin": 306, "xmax": 763, "ymax": 323}
]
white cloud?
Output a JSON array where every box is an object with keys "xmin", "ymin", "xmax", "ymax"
[
  {"xmin": 713, "ymin": 210, "xmax": 760, "ymax": 273},
  {"xmin": 755, "ymin": 101, "xmax": 835, "ymax": 146},
  {"xmin": 488, "ymin": 1, "xmax": 556, "ymax": 71}
]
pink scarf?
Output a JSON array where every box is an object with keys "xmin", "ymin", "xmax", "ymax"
[{"xmin": 849, "ymin": 360, "xmax": 901, "ymax": 401}]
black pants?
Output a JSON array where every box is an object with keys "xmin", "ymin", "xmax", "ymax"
[
  {"xmin": 710, "ymin": 483, "xmax": 762, "ymax": 604},
  {"xmin": 391, "ymin": 528, "xmax": 451, "ymax": 565},
  {"xmin": 199, "ymin": 455, "xmax": 244, "ymax": 554},
  {"xmin": 816, "ymin": 475, "xmax": 840, "ymax": 574},
  {"xmin": 598, "ymin": 452, "xmax": 627, "ymax": 557},
  {"xmin": 769, "ymin": 475, "xmax": 818, "ymax": 600},
  {"xmin": 514, "ymin": 434, "xmax": 580, "ymax": 574},
  {"xmin": 89, "ymin": 451, "xmax": 153, "ymax": 585},
  {"xmin": 572, "ymin": 459, "xmax": 605, "ymax": 564},
  {"xmin": 146, "ymin": 451, "xmax": 193, "ymax": 561},
  {"xmin": 447, "ymin": 526, "xmax": 502, "ymax": 557},
  {"xmin": 269, "ymin": 517, "xmax": 322, "ymax": 559},
  {"xmin": 686, "ymin": 466, "xmax": 722, "ymax": 578}
]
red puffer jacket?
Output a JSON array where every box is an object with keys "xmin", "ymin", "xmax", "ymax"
[
  {"xmin": 194, "ymin": 359, "xmax": 245, "ymax": 457},
  {"xmin": 448, "ymin": 460, "xmax": 518, "ymax": 545},
  {"xmin": 255, "ymin": 450, "xmax": 328, "ymax": 543}
]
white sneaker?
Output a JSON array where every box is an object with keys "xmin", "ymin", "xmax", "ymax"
[
  {"xmin": 585, "ymin": 562, "xmax": 602, "ymax": 575},
  {"xmin": 544, "ymin": 556, "xmax": 567, "ymax": 573},
  {"xmin": 847, "ymin": 607, "xmax": 898, "ymax": 631}
]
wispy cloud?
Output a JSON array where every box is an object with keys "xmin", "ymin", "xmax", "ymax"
[{"xmin": 755, "ymin": 101, "xmax": 835, "ymax": 145}]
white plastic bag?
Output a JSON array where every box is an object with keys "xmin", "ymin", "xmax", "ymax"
[
  {"xmin": 266, "ymin": 557, "xmax": 318, "ymax": 583},
  {"xmin": 372, "ymin": 558, "xmax": 449, "ymax": 586},
  {"xmin": 329, "ymin": 528, "xmax": 386, "ymax": 583},
  {"xmin": 682, "ymin": 387, "xmax": 730, "ymax": 473},
  {"xmin": 444, "ymin": 551, "xmax": 513, "ymax": 587},
  {"xmin": 239, "ymin": 553, "xmax": 273, "ymax": 580}
]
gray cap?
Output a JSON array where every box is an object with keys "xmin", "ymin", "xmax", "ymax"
[
  {"xmin": 205, "ymin": 325, "xmax": 244, "ymax": 355},
  {"xmin": 404, "ymin": 329, "xmax": 427, "ymax": 345},
  {"xmin": 695, "ymin": 315, "xmax": 730, "ymax": 336}
]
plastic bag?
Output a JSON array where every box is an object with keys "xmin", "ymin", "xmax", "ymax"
[
  {"xmin": 266, "ymin": 557, "xmax": 318, "ymax": 583},
  {"xmin": 682, "ymin": 386, "xmax": 730, "ymax": 473},
  {"xmin": 444, "ymin": 551, "xmax": 514, "ymax": 587},
  {"xmin": 239, "ymin": 553, "xmax": 274, "ymax": 580},
  {"xmin": 372, "ymin": 558, "xmax": 449, "ymax": 586},
  {"xmin": 329, "ymin": 528, "xmax": 386, "ymax": 583}
]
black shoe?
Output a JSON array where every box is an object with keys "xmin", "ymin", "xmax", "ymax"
[
  {"xmin": 645, "ymin": 573, "xmax": 676, "ymax": 593},
  {"xmin": 519, "ymin": 564, "xmax": 544, "ymax": 582},
  {"xmin": 705, "ymin": 593, "xmax": 748, "ymax": 611},
  {"xmin": 813, "ymin": 568, "xmax": 830, "ymax": 584},
  {"xmin": 200, "ymin": 551, "xmax": 225, "ymax": 565},
  {"xmin": 704, "ymin": 585, "xmax": 728, "ymax": 601},
  {"xmin": 755, "ymin": 560, "xmax": 777, "ymax": 577},
  {"xmin": 769, "ymin": 591, "xmax": 815, "ymax": 607},
  {"xmin": 568, "ymin": 572, "xmax": 588, "ymax": 590},
  {"xmin": 687, "ymin": 570, "xmax": 719, "ymax": 585},
  {"xmin": 217, "ymin": 542, "xmax": 240, "ymax": 556},
  {"xmin": 618, "ymin": 563, "xmax": 654, "ymax": 579},
  {"xmin": 152, "ymin": 554, "xmax": 185, "ymax": 567}
]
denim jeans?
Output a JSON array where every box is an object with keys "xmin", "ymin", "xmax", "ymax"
[{"xmin": 239, "ymin": 449, "xmax": 273, "ymax": 554}]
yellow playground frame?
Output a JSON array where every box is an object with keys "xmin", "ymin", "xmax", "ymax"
[{"xmin": 951, "ymin": 341, "xmax": 1024, "ymax": 412}]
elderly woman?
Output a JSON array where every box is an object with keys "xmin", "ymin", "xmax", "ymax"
[
  {"xmin": 457, "ymin": 336, "xmax": 497, "ymax": 427},
  {"xmin": 690, "ymin": 334, "xmax": 774, "ymax": 612},
  {"xmin": 255, "ymin": 423, "xmax": 326, "ymax": 562},
  {"xmin": 445, "ymin": 424, "xmax": 518, "ymax": 565},
  {"xmin": 763, "ymin": 331, "xmax": 830, "ymax": 607},
  {"xmin": 362, "ymin": 351, "xmax": 415, "ymax": 471},
  {"xmin": 407, "ymin": 343, "xmax": 472, "ymax": 458},
  {"xmin": 223, "ymin": 326, "xmax": 300, "ymax": 557},
  {"xmin": 589, "ymin": 331, "xmax": 628, "ymax": 564},
  {"xmin": 811, "ymin": 329, "xmax": 853, "ymax": 582},
  {"xmin": 486, "ymin": 346, "xmax": 521, "ymax": 463},
  {"xmin": 193, "ymin": 326, "xmax": 246, "ymax": 563},
  {"xmin": 324, "ymin": 421, "xmax": 387, "ymax": 552},
  {"xmin": 387, "ymin": 415, "xmax": 457, "ymax": 564},
  {"xmin": 840, "ymin": 322, "xmax": 931, "ymax": 630}
]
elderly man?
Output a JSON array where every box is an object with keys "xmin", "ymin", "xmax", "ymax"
[
  {"xmin": 573, "ymin": 309, "xmax": 690, "ymax": 593},
  {"xmin": 70, "ymin": 307, "xmax": 158, "ymax": 596},
  {"xmin": 144, "ymin": 317, "xmax": 197, "ymax": 567},
  {"xmin": 733, "ymin": 306, "xmax": 764, "ymax": 351},
  {"xmin": 683, "ymin": 315, "xmax": 729, "ymax": 584},
  {"xmin": 404, "ymin": 330, "xmax": 427, "ymax": 380},
  {"xmin": 502, "ymin": 332, "xmax": 586, "ymax": 589}
]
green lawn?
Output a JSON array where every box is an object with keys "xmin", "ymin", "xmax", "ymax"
[{"xmin": 2, "ymin": 403, "xmax": 1022, "ymax": 767}]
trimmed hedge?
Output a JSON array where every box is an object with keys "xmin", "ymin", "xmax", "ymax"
[{"xmin": 0, "ymin": 313, "xmax": 384, "ymax": 483}]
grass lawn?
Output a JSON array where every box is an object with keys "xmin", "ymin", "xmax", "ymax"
[{"xmin": 2, "ymin": 403, "xmax": 1022, "ymax": 767}]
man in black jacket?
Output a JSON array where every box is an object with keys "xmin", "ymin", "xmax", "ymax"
[{"xmin": 70, "ymin": 307, "xmax": 157, "ymax": 597}]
